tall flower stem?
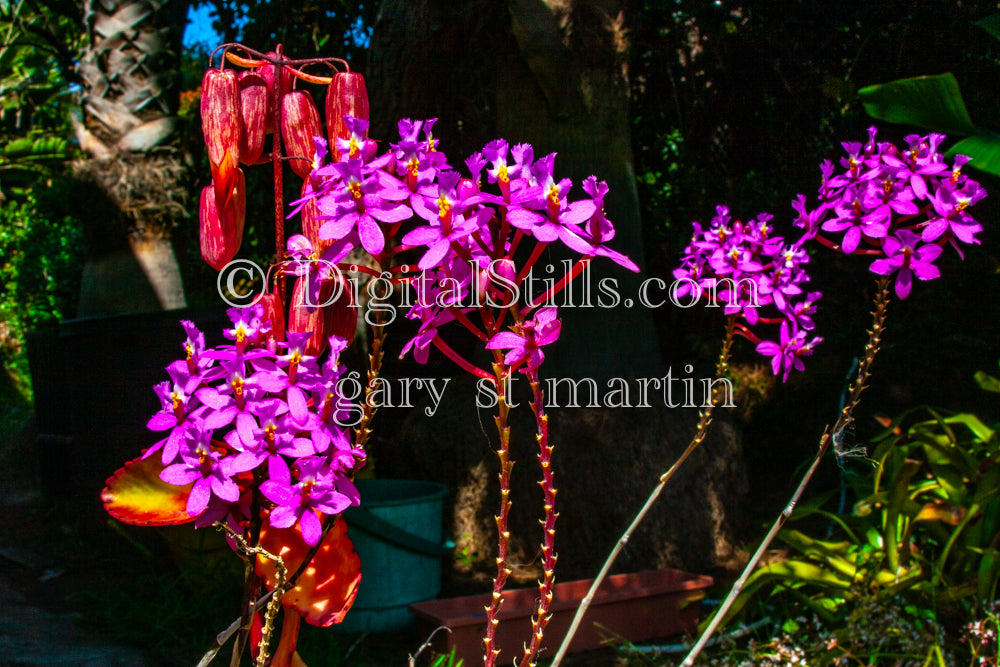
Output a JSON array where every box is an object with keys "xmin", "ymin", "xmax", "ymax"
[
  {"xmin": 680, "ymin": 277, "xmax": 890, "ymax": 667},
  {"xmin": 522, "ymin": 373, "xmax": 556, "ymax": 667},
  {"xmin": 353, "ymin": 310, "xmax": 387, "ymax": 452},
  {"xmin": 550, "ymin": 316, "xmax": 736, "ymax": 667},
  {"xmin": 483, "ymin": 360, "xmax": 515, "ymax": 667}
]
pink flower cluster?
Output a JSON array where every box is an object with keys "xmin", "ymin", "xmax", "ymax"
[
  {"xmin": 797, "ymin": 127, "xmax": 986, "ymax": 299},
  {"xmin": 145, "ymin": 306, "xmax": 363, "ymax": 546}
]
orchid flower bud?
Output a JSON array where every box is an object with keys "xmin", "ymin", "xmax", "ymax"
[
  {"xmin": 201, "ymin": 69, "xmax": 241, "ymax": 210},
  {"xmin": 199, "ymin": 168, "xmax": 245, "ymax": 270},
  {"xmin": 282, "ymin": 90, "xmax": 322, "ymax": 179},
  {"xmin": 258, "ymin": 52, "xmax": 293, "ymax": 133},
  {"xmin": 325, "ymin": 72, "xmax": 369, "ymax": 161},
  {"xmin": 237, "ymin": 71, "xmax": 267, "ymax": 165},
  {"xmin": 457, "ymin": 177, "xmax": 479, "ymax": 200},
  {"xmin": 488, "ymin": 258, "xmax": 519, "ymax": 306}
]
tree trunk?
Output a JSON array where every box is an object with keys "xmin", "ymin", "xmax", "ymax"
[
  {"xmin": 73, "ymin": 0, "xmax": 189, "ymax": 315},
  {"xmin": 368, "ymin": 0, "xmax": 660, "ymax": 378}
]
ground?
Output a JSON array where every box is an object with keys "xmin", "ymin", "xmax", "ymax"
[{"xmin": 0, "ymin": 415, "xmax": 675, "ymax": 666}]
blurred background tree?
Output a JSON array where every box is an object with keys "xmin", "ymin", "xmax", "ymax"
[
  {"xmin": 72, "ymin": 0, "xmax": 191, "ymax": 315},
  {"xmin": 2, "ymin": 0, "xmax": 998, "ymax": 543}
]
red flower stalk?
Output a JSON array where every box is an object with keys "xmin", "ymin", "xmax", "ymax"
[
  {"xmin": 282, "ymin": 90, "xmax": 322, "ymax": 179},
  {"xmin": 326, "ymin": 72, "xmax": 369, "ymax": 161},
  {"xmin": 199, "ymin": 168, "xmax": 245, "ymax": 270}
]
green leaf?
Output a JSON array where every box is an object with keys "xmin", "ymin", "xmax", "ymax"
[
  {"xmin": 779, "ymin": 530, "xmax": 858, "ymax": 579},
  {"xmin": 947, "ymin": 132, "xmax": 1000, "ymax": 178},
  {"xmin": 977, "ymin": 548, "xmax": 1000, "ymax": 602},
  {"xmin": 974, "ymin": 371, "xmax": 1000, "ymax": 394},
  {"xmin": 975, "ymin": 13, "xmax": 1000, "ymax": 42},
  {"xmin": 858, "ymin": 74, "xmax": 976, "ymax": 137}
]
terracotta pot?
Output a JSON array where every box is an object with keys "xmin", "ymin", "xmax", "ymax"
[{"xmin": 409, "ymin": 568, "xmax": 712, "ymax": 662}]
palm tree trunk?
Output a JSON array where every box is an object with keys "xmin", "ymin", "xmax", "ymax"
[{"xmin": 73, "ymin": 0, "xmax": 190, "ymax": 315}]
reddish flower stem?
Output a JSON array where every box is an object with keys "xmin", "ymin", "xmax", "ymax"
[
  {"xmin": 431, "ymin": 337, "xmax": 492, "ymax": 380},
  {"xmin": 272, "ymin": 45, "xmax": 286, "ymax": 304},
  {"xmin": 527, "ymin": 257, "xmax": 592, "ymax": 311},
  {"xmin": 483, "ymin": 359, "xmax": 514, "ymax": 667},
  {"xmin": 522, "ymin": 372, "xmax": 556, "ymax": 667},
  {"xmin": 516, "ymin": 241, "xmax": 549, "ymax": 284},
  {"xmin": 449, "ymin": 305, "xmax": 490, "ymax": 342}
]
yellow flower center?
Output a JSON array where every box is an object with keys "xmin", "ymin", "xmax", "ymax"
[
  {"xmin": 348, "ymin": 182, "xmax": 363, "ymax": 201},
  {"xmin": 547, "ymin": 186, "xmax": 560, "ymax": 209},
  {"xmin": 437, "ymin": 196, "xmax": 452, "ymax": 218}
]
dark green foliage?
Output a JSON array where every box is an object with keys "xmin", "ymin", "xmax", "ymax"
[
  {"xmin": 709, "ymin": 373, "xmax": 1000, "ymax": 664},
  {"xmin": 0, "ymin": 181, "xmax": 85, "ymax": 420},
  {"xmin": 859, "ymin": 13, "xmax": 1000, "ymax": 177},
  {"xmin": 629, "ymin": 1, "xmax": 1000, "ymax": 247},
  {"xmin": 194, "ymin": 0, "xmax": 377, "ymax": 62},
  {"xmin": 0, "ymin": 0, "xmax": 80, "ymax": 195}
]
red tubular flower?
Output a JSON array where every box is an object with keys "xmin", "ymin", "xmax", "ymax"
[
  {"xmin": 237, "ymin": 70, "xmax": 267, "ymax": 165},
  {"xmin": 287, "ymin": 272, "xmax": 357, "ymax": 356},
  {"xmin": 257, "ymin": 287, "xmax": 286, "ymax": 353},
  {"xmin": 325, "ymin": 72, "xmax": 369, "ymax": 161},
  {"xmin": 282, "ymin": 90, "xmax": 322, "ymax": 179},
  {"xmin": 201, "ymin": 68, "xmax": 241, "ymax": 211},
  {"xmin": 287, "ymin": 275, "xmax": 332, "ymax": 356},
  {"xmin": 324, "ymin": 273, "xmax": 358, "ymax": 346},
  {"xmin": 199, "ymin": 168, "xmax": 245, "ymax": 270}
]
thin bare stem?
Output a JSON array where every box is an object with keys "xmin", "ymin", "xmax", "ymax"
[
  {"xmin": 680, "ymin": 277, "xmax": 890, "ymax": 667},
  {"xmin": 550, "ymin": 317, "xmax": 735, "ymax": 667}
]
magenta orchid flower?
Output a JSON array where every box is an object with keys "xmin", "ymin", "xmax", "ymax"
[
  {"xmin": 486, "ymin": 307, "xmax": 562, "ymax": 374},
  {"xmin": 869, "ymin": 229, "xmax": 942, "ymax": 300}
]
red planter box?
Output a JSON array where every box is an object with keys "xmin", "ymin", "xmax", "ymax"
[{"xmin": 409, "ymin": 568, "xmax": 712, "ymax": 663}]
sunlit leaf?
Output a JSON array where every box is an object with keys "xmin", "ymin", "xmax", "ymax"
[
  {"xmin": 914, "ymin": 500, "xmax": 967, "ymax": 525},
  {"xmin": 859, "ymin": 74, "xmax": 976, "ymax": 137},
  {"xmin": 974, "ymin": 371, "xmax": 1000, "ymax": 394},
  {"xmin": 101, "ymin": 452, "xmax": 196, "ymax": 526},
  {"xmin": 947, "ymin": 132, "xmax": 1000, "ymax": 178}
]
